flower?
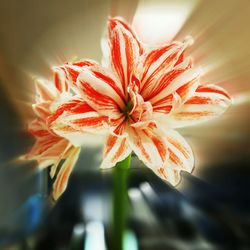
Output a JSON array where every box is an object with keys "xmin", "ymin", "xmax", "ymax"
[
  {"xmin": 47, "ymin": 17, "xmax": 231, "ymax": 186},
  {"xmin": 24, "ymin": 68, "xmax": 82, "ymax": 200}
]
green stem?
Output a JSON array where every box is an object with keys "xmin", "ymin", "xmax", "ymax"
[{"xmin": 112, "ymin": 154, "xmax": 131, "ymax": 250}]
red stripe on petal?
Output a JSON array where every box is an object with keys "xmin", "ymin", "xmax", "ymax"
[
  {"xmin": 141, "ymin": 43, "xmax": 177, "ymax": 83},
  {"xmin": 111, "ymin": 30, "xmax": 125, "ymax": 86},
  {"xmin": 92, "ymin": 70, "xmax": 125, "ymax": 101},
  {"xmin": 79, "ymin": 81, "xmax": 120, "ymax": 113},
  {"xmin": 152, "ymin": 94, "xmax": 173, "ymax": 107},
  {"xmin": 109, "ymin": 18, "xmax": 143, "ymax": 55},
  {"xmin": 53, "ymin": 67, "xmax": 69, "ymax": 92},
  {"xmin": 124, "ymin": 32, "xmax": 134, "ymax": 86},
  {"xmin": 132, "ymin": 129, "xmax": 151, "ymax": 162},
  {"xmin": 158, "ymin": 167, "xmax": 168, "ymax": 180},
  {"xmin": 176, "ymin": 111, "xmax": 213, "ymax": 118},
  {"xmin": 144, "ymin": 68, "xmax": 186, "ymax": 101},
  {"xmin": 72, "ymin": 60, "xmax": 95, "ymax": 67},
  {"xmin": 143, "ymin": 129, "xmax": 167, "ymax": 162},
  {"xmin": 185, "ymin": 96, "xmax": 220, "ymax": 105},
  {"xmin": 112, "ymin": 118, "xmax": 126, "ymax": 135},
  {"xmin": 101, "ymin": 134, "xmax": 131, "ymax": 169},
  {"xmin": 112, "ymin": 137, "xmax": 127, "ymax": 162},
  {"xmin": 109, "ymin": 19, "xmax": 141, "ymax": 91},
  {"xmin": 168, "ymin": 148, "xmax": 183, "ymax": 166},
  {"xmin": 47, "ymin": 100, "xmax": 82, "ymax": 126},
  {"xmin": 175, "ymin": 78, "xmax": 199, "ymax": 103},
  {"xmin": 70, "ymin": 102, "xmax": 95, "ymax": 114},
  {"xmin": 174, "ymin": 51, "xmax": 184, "ymax": 66},
  {"xmin": 65, "ymin": 67, "xmax": 79, "ymax": 84},
  {"xmin": 71, "ymin": 116, "xmax": 107, "ymax": 127},
  {"xmin": 196, "ymin": 86, "xmax": 231, "ymax": 99},
  {"xmin": 104, "ymin": 135, "xmax": 118, "ymax": 157},
  {"xmin": 167, "ymin": 137, "xmax": 189, "ymax": 159},
  {"xmin": 153, "ymin": 105, "xmax": 172, "ymax": 114},
  {"xmin": 54, "ymin": 71, "xmax": 62, "ymax": 91},
  {"xmin": 30, "ymin": 129, "xmax": 51, "ymax": 137}
]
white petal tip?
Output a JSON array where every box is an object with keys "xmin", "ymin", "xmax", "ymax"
[{"xmin": 183, "ymin": 36, "xmax": 194, "ymax": 46}]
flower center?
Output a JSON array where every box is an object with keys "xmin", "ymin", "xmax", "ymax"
[{"xmin": 122, "ymin": 100, "xmax": 133, "ymax": 119}]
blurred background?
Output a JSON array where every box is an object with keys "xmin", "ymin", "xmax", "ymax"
[{"xmin": 0, "ymin": 0, "xmax": 250, "ymax": 249}]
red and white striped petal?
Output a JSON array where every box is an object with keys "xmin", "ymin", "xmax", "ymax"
[
  {"xmin": 167, "ymin": 84, "xmax": 232, "ymax": 128},
  {"xmin": 142, "ymin": 57, "xmax": 192, "ymax": 101},
  {"xmin": 47, "ymin": 98, "xmax": 89, "ymax": 126},
  {"xmin": 48, "ymin": 99, "xmax": 108, "ymax": 145},
  {"xmin": 28, "ymin": 118, "xmax": 49, "ymax": 138},
  {"xmin": 53, "ymin": 66, "xmax": 70, "ymax": 93},
  {"xmin": 140, "ymin": 37, "xmax": 193, "ymax": 93},
  {"xmin": 64, "ymin": 60, "xmax": 97, "ymax": 84},
  {"xmin": 128, "ymin": 127, "xmax": 168, "ymax": 169},
  {"xmin": 25, "ymin": 136, "xmax": 64, "ymax": 164},
  {"xmin": 39, "ymin": 138, "xmax": 69, "ymax": 160},
  {"xmin": 35, "ymin": 78, "xmax": 59, "ymax": 102},
  {"xmin": 109, "ymin": 18, "xmax": 144, "ymax": 55},
  {"xmin": 108, "ymin": 18, "xmax": 142, "ymax": 91},
  {"xmin": 49, "ymin": 142, "xmax": 73, "ymax": 178},
  {"xmin": 77, "ymin": 66, "xmax": 125, "ymax": 118},
  {"xmin": 150, "ymin": 130, "xmax": 194, "ymax": 186},
  {"xmin": 25, "ymin": 117, "xmax": 70, "ymax": 170},
  {"xmin": 150, "ymin": 66, "xmax": 202, "ymax": 106},
  {"xmin": 52, "ymin": 146, "xmax": 80, "ymax": 200},
  {"xmin": 100, "ymin": 134, "xmax": 132, "ymax": 169},
  {"xmin": 109, "ymin": 116, "xmax": 127, "ymax": 136},
  {"xmin": 165, "ymin": 130, "xmax": 194, "ymax": 172}
]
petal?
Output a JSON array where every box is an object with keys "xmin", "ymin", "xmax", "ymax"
[
  {"xmin": 49, "ymin": 142, "xmax": 72, "ymax": 178},
  {"xmin": 35, "ymin": 78, "xmax": 58, "ymax": 102},
  {"xmin": 52, "ymin": 146, "xmax": 80, "ymax": 200},
  {"xmin": 32, "ymin": 102, "xmax": 51, "ymax": 120},
  {"xmin": 142, "ymin": 57, "xmax": 193, "ymax": 101},
  {"xmin": 53, "ymin": 60, "xmax": 96, "ymax": 93},
  {"xmin": 109, "ymin": 18, "xmax": 144, "ymax": 54},
  {"xmin": 148, "ymin": 129, "xmax": 194, "ymax": 186},
  {"xmin": 140, "ymin": 37, "xmax": 193, "ymax": 93},
  {"xmin": 47, "ymin": 98, "xmax": 89, "ymax": 125},
  {"xmin": 25, "ymin": 136, "xmax": 64, "ymax": 164},
  {"xmin": 167, "ymin": 84, "xmax": 232, "ymax": 128},
  {"xmin": 150, "ymin": 66, "xmax": 202, "ymax": 106},
  {"xmin": 165, "ymin": 130, "xmax": 194, "ymax": 172},
  {"xmin": 28, "ymin": 118, "xmax": 50, "ymax": 138},
  {"xmin": 100, "ymin": 134, "xmax": 132, "ymax": 169},
  {"xmin": 64, "ymin": 60, "xmax": 97, "ymax": 84},
  {"xmin": 128, "ymin": 127, "xmax": 168, "ymax": 169},
  {"xmin": 110, "ymin": 116, "xmax": 127, "ymax": 136},
  {"xmin": 26, "ymin": 119, "xmax": 70, "ymax": 169},
  {"xmin": 150, "ymin": 65, "xmax": 201, "ymax": 122},
  {"xmin": 53, "ymin": 66, "xmax": 70, "ymax": 93},
  {"xmin": 38, "ymin": 139, "xmax": 69, "ymax": 169},
  {"xmin": 108, "ymin": 17, "xmax": 142, "ymax": 91},
  {"xmin": 77, "ymin": 66, "xmax": 125, "ymax": 118},
  {"xmin": 48, "ymin": 99, "xmax": 108, "ymax": 145}
]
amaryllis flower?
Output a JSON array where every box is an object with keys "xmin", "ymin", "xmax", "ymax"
[
  {"xmin": 24, "ymin": 69, "xmax": 83, "ymax": 200},
  {"xmin": 48, "ymin": 17, "xmax": 231, "ymax": 186}
]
